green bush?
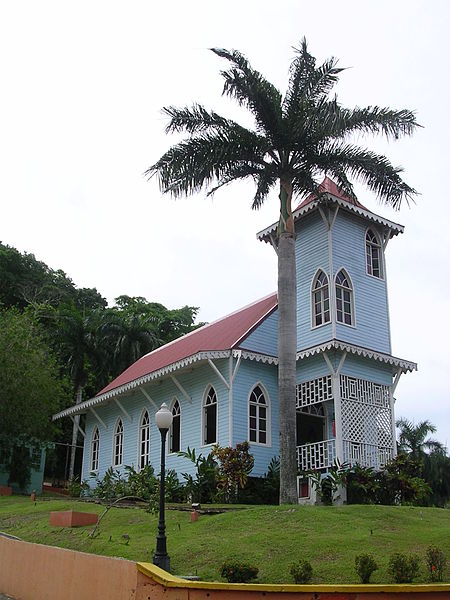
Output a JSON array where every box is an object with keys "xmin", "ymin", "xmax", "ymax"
[
  {"xmin": 355, "ymin": 554, "xmax": 378, "ymax": 583},
  {"xmin": 425, "ymin": 546, "xmax": 446, "ymax": 582},
  {"xmin": 289, "ymin": 559, "xmax": 313, "ymax": 584},
  {"xmin": 68, "ymin": 476, "xmax": 89, "ymax": 498},
  {"xmin": 220, "ymin": 560, "xmax": 259, "ymax": 583},
  {"xmin": 388, "ymin": 553, "xmax": 420, "ymax": 583}
]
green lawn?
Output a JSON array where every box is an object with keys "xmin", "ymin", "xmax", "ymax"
[{"xmin": 0, "ymin": 496, "xmax": 449, "ymax": 584}]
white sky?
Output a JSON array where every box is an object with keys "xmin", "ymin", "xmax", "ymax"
[{"xmin": 1, "ymin": 0, "xmax": 449, "ymax": 447}]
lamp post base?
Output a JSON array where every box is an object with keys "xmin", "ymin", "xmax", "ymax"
[{"xmin": 153, "ymin": 552, "xmax": 171, "ymax": 573}]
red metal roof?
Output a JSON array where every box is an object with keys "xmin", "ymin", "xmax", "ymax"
[
  {"xmin": 97, "ymin": 293, "xmax": 278, "ymax": 396},
  {"xmin": 295, "ymin": 176, "xmax": 368, "ymax": 211}
]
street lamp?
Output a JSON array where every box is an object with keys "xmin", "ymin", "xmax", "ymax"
[{"xmin": 153, "ymin": 402, "xmax": 173, "ymax": 572}]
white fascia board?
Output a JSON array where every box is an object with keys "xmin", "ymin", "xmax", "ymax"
[
  {"xmin": 296, "ymin": 339, "xmax": 417, "ymax": 373},
  {"xmin": 52, "ymin": 347, "xmax": 280, "ymax": 422},
  {"xmin": 256, "ymin": 196, "xmax": 404, "ymax": 243},
  {"xmin": 52, "ymin": 350, "xmax": 230, "ymax": 421}
]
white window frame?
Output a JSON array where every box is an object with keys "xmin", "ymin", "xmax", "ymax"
[
  {"xmin": 90, "ymin": 426, "xmax": 100, "ymax": 472},
  {"xmin": 365, "ymin": 228, "xmax": 384, "ymax": 279},
  {"xmin": 169, "ymin": 398, "xmax": 181, "ymax": 454},
  {"xmin": 335, "ymin": 268, "xmax": 355, "ymax": 327},
  {"xmin": 112, "ymin": 418, "xmax": 124, "ymax": 467},
  {"xmin": 311, "ymin": 269, "xmax": 331, "ymax": 328},
  {"xmin": 138, "ymin": 409, "xmax": 150, "ymax": 470},
  {"xmin": 201, "ymin": 385, "xmax": 218, "ymax": 447},
  {"xmin": 248, "ymin": 382, "xmax": 271, "ymax": 447}
]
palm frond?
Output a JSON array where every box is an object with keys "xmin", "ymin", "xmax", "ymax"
[
  {"xmin": 211, "ymin": 47, "xmax": 283, "ymax": 144},
  {"xmin": 312, "ymin": 142, "xmax": 417, "ymax": 208},
  {"xmin": 145, "ymin": 128, "xmax": 269, "ymax": 197},
  {"xmin": 323, "ymin": 105, "xmax": 420, "ymax": 141},
  {"xmin": 163, "ymin": 104, "xmax": 238, "ymax": 135}
]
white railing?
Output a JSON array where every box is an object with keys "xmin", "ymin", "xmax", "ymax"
[
  {"xmin": 296, "ymin": 439, "xmax": 336, "ymax": 471},
  {"xmin": 343, "ymin": 441, "xmax": 393, "ymax": 469}
]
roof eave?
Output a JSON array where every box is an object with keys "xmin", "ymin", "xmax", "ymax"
[
  {"xmin": 256, "ymin": 195, "xmax": 404, "ymax": 243},
  {"xmin": 297, "ymin": 340, "xmax": 417, "ymax": 373},
  {"xmin": 52, "ymin": 349, "xmax": 278, "ymax": 420}
]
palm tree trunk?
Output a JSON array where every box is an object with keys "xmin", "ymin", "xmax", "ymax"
[
  {"xmin": 68, "ymin": 384, "xmax": 83, "ymax": 481},
  {"xmin": 278, "ymin": 179, "xmax": 298, "ymax": 504}
]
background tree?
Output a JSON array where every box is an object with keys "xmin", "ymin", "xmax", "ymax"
[
  {"xmin": 396, "ymin": 417, "xmax": 449, "ymax": 506},
  {"xmin": 146, "ymin": 39, "xmax": 418, "ymax": 502},
  {"xmin": 0, "ymin": 308, "xmax": 70, "ymax": 485}
]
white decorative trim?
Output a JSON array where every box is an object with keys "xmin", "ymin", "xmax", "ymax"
[
  {"xmin": 297, "ymin": 340, "xmax": 417, "ymax": 373},
  {"xmin": 257, "ymin": 195, "xmax": 404, "ymax": 243},
  {"xmin": 170, "ymin": 375, "xmax": 192, "ymax": 404},
  {"xmin": 234, "ymin": 349, "xmax": 278, "ymax": 364},
  {"xmin": 208, "ymin": 358, "xmax": 230, "ymax": 390}
]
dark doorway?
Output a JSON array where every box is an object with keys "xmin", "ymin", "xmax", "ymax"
[{"xmin": 296, "ymin": 412, "xmax": 324, "ymax": 446}]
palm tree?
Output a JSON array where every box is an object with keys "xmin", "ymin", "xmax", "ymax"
[
  {"xmin": 146, "ymin": 40, "xmax": 418, "ymax": 503},
  {"xmin": 396, "ymin": 418, "xmax": 445, "ymax": 460}
]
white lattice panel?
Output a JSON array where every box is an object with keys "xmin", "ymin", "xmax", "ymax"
[
  {"xmin": 340, "ymin": 374, "xmax": 393, "ymax": 468},
  {"xmin": 297, "ymin": 439, "xmax": 336, "ymax": 471},
  {"xmin": 340, "ymin": 375, "xmax": 390, "ymax": 407},
  {"xmin": 296, "ymin": 375, "xmax": 333, "ymax": 409}
]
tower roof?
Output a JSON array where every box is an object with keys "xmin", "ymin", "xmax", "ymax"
[{"xmin": 257, "ymin": 177, "xmax": 404, "ymax": 243}]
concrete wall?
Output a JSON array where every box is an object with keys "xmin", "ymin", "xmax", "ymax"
[{"xmin": 0, "ymin": 535, "xmax": 447, "ymax": 600}]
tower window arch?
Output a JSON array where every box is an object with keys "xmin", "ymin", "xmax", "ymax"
[
  {"xmin": 138, "ymin": 409, "xmax": 150, "ymax": 470},
  {"xmin": 366, "ymin": 229, "xmax": 382, "ymax": 278},
  {"xmin": 170, "ymin": 399, "xmax": 181, "ymax": 453},
  {"xmin": 335, "ymin": 269, "xmax": 354, "ymax": 326},
  {"xmin": 90, "ymin": 426, "xmax": 99, "ymax": 472},
  {"xmin": 249, "ymin": 384, "xmax": 270, "ymax": 445},
  {"xmin": 113, "ymin": 418, "xmax": 124, "ymax": 467},
  {"xmin": 312, "ymin": 270, "xmax": 330, "ymax": 327},
  {"xmin": 202, "ymin": 386, "xmax": 217, "ymax": 446}
]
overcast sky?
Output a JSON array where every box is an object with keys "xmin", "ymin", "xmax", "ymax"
[{"xmin": 1, "ymin": 0, "xmax": 449, "ymax": 446}]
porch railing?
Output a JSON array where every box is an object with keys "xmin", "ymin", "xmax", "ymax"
[
  {"xmin": 343, "ymin": 441, "xmax": 393, "ymax": 469},
  {"xmin": 296, "ymin": 439, "xmax": 336, "ymax": 471}
]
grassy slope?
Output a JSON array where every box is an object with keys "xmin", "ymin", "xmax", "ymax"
[{"xmin": 0, "ymin": 497, "xmax": 449, "ymax": 584}]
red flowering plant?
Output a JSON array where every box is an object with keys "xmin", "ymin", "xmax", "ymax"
[
  {"xmin": 220, "ymin": 559, "xmax": 259, "ymax": 583},
  {"xmin": 426, "ymin": 546, "xmax": 446, "ymax": 582}
]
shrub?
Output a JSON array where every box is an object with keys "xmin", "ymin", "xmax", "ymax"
[
  {"xmin": 388, "ymin": 553, "xmax": 420, "ymax": 583},
  {"xmin": 220, "ymin": 560, "xmax": 258, "ymax": 583},
  {"xmin": 425, "ymin": 546, "xmax": 446, "ymax": 582},
  {"xmin": 211, "ymin": 442, "xmax": 254, "ymax": 503},
  {"xmin": 355, "ymin": 554, "xmax": 378, "ymax": 583},
  {"xmin": 68, "ymin": 476, "xmax": 89, "ymax": 498},
  {"xmin": 290, "ymin": 559, "xmax": 313, "ymax": 584}
]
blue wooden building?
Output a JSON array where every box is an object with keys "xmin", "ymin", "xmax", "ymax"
[{"xmin": 53, "ymin": 178, "xmax": 416, "ymax": 501}]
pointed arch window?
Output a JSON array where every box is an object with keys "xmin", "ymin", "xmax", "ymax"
[
  {"xmin": 170, "ymin": 399, "xmax": 181, "ymax": 453},
  {"xmin": 249, "ymin": 384, "xmax": 270, "ymax": 445},
  {"xmin": 335, "ymin": 269, "xmax": 354, "ymax": 326},
  {"xmin": 139, "ymin": 410, "xmax": 150, "ymax": 470},
  {"xmin": 312, "ymin": 270, "xmax": 330, "ymax": 327},
  {"xmin": 90, "ymin": 427, "xmax": 99, "ymax": 472},
  {"xmin": 113, "ymin": 418, "xmax": 124, "ymax": 467},
  {"xmin": 366, "ymin": 229, "xmax": 382, "ymax": 278},
  {"xmin": 202, "ymin": 386, "xmax": 217, "ymax": 445}
]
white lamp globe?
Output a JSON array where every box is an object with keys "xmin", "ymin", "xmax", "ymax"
[{"xmin": 155, "ymin": 402, "xmax": 173, "ymax": 430}]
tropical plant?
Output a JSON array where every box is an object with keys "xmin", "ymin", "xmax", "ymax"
[
  {"xmin": 290, "ymin": 559, "xmax": 313, "ymax": 583},
  {"xmin": 388, "ymin": 553, "xmax": 420, "ymax": 583},
  {"xmin": 307, "ymin": 460, "xmax": 348, "ymax": 505},
  {"xmin": 146, "ymin": 40, "xmax": 418, "ymax": 502},
  {"xmin": 355, "ymin": 554, "xmax": 378, "ymax": 584},
  {"xmin": 211, "ymin": 441, "xmax": 254, "ymax": 502},
  {"xmin": 220, "ymin": 559, "xmax": 259, "ymax": 583},
  {"xmin": 425, "ymin": 546, "xmax": 446, "ymax": 582},
  {"xmin": 396, "ymin": 418, "xmax": 445, "ymax": 459},
  {"xmin": 177, "ymin": 446, "xmax": 218, "ymax": 503}
]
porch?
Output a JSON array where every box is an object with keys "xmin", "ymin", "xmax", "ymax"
[{"xmin": 296, "ymin": 438, "xmax": 394, "ymax": 472}]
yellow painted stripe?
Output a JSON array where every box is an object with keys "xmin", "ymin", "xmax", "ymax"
[{"xmin": 136, "ymin": 562, "xmax": 450, "ymax": 593}]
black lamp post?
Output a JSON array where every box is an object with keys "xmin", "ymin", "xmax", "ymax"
[{"xmin": 153, "ymin": 402, "xmax": 173, "ymax": 572}]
